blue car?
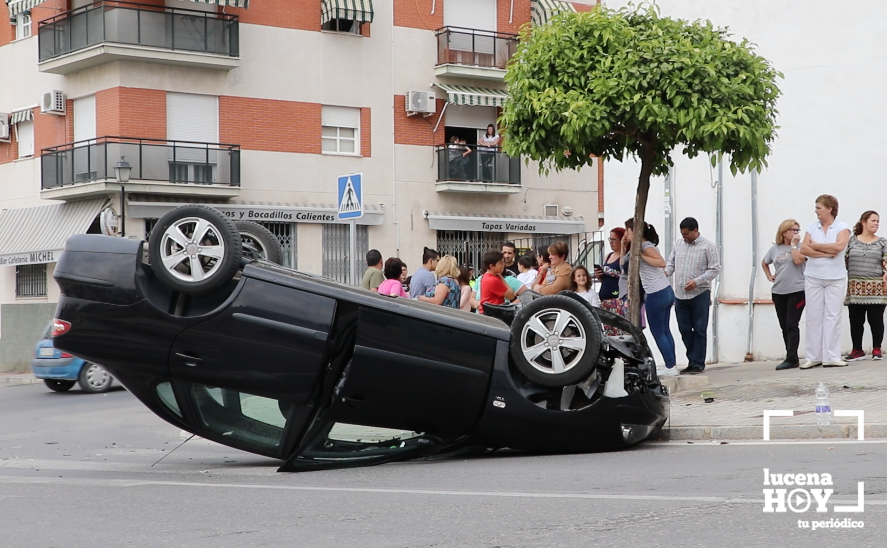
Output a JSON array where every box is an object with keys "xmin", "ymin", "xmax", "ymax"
[{"xmin": 31, "ymin": 321, "xmax": 113, "ymax": 393}]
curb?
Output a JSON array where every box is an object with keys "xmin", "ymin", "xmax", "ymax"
[
  {"xmin": 0, "ymin": 375, "xmax": 40, "ymax": 387},
  {"xmin": 657, "ymin": 423, "xmax": 887, "ymax": 441},
  {"xmin": 660, "ymin": 375, "xmax": 709, "ymax": 394}
]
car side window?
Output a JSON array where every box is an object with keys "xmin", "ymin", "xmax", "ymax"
[
  {"xmin": 190, "ymin": 384, "xmax": 293, "ymax": 455},
  {"xmin": 280, "ymin": 421, "xmax": 422, "ymax": 471}
]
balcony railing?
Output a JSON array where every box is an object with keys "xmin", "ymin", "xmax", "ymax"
[
  {"xmin": 38, "ymin": 1, "xmax": 239, "ymax": 62},
  {"xmin": 41, "ymin": 137, "xmax": 241, "ymax": 191},
  {"xmin": 436, "ymin": 145, "xmax": 520, "ymax": 185},
  {"xmin": 436, "ymin": 27, "xmax": 518, "ymax": 71}
]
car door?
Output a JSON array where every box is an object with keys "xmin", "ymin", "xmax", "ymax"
[
  {"xmin": 167, "ymin": 278, "xmax": 336, "ymax": 458},
  {"xmin": 322, "ymin": 306, "xmax": 497, "ymax": 438}
]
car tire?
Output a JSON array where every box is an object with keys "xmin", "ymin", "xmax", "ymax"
[
  {"xmin": 44, "ymin": 379, "xmax": 76, "ymax": 392},
  {"xmin": 78, "ymin": 363, "xmax": 113, "ymax": 394},
  {"xmin": 233, "ymin": 221, "xmax": 282, "ymax": 264},
  {"xmin": 149, "ymin": 205, "xmax": 243, "ymax": 295},
  {"xmin": 509, "ymin": 294, "xmax": 602, "ymax": 387}
]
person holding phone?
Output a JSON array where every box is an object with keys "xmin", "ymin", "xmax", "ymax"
[
  {"xmin": 762, "ymin": 219, "xmax": 806, "ymax": 370},
  {"xmin": 597, "ymin": 227, "xmax": 627, "ymax": 319}
]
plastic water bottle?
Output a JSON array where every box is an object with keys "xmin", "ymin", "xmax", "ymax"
[{"xmin": 815, "ymin": 383, "xmax": 831, "ymax": 426}]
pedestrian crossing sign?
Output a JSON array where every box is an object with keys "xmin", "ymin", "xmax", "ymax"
[{"xmin": 337, "ymin": 173, "xmax": 363, "ymax": 220}]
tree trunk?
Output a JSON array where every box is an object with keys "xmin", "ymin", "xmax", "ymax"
[{"xmin": 628, "ymin": 139, "xmax": 656, "ymax": 327}]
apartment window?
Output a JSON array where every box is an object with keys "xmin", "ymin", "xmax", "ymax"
[
  {"xmin": 15, "ymin": 13, "xmax": 32, "ymax": 40},
  {"xmin": 16, "ymin": 120, "xmax": 34, "ymax": 158},
  {"xmin": 167, "ymin": 93, "xmax": 219, "ymax": 183},
  {"xmin": 322, "ymin": 18, "xmax": 362, "ymax": 34},
  {"xmin": 73, "ymin": 95, "xmax": 98, "ymax": 181},
  {"xmin": 16, "ymin": 264, "xmax": 47, "ymax": 298},
  {"xmin": 444, "ymin": 0, "xmax": 497, "ymax": 31},
  {"xmin": 322, "ymin": 106, "xmax": 360, "ymax": 155}
]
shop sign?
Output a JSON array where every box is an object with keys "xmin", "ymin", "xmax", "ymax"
[{"xmin": 0, "ymin": 250, "xmax": 60, "ymax": 266}]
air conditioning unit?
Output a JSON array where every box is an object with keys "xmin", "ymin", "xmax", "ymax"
[
  {"xmin": 0, "ymin": 113, "xmax": 9, "ymax": 142},
  {"xmin": 405, "ymin": 90, "xmax": 436, "ymax": 116},
  {"xmin": 41, "ymin": 90, "xmax": 66, "ymax": 115},
  {"xmin": 544, "ymin": 204, "xmax": 559, "ymax": 217}
]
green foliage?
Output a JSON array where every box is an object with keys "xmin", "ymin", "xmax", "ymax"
[{"xmin": 501, "ymin": 2, "xmax": 782, "ymax": 176}]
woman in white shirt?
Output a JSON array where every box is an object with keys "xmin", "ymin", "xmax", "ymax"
[
  {"xmin": 799, "ymin": 194, "xmax": 851, "ymax": 368},
  {"xmin": 478, "ymin": 124, "xmax": 500, "ymax": 181}
]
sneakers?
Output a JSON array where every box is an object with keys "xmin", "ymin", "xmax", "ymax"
[
  {"xmin": 845, "ymin": 349, "xmax": 866, "ymax": 362},
  {"xmin": 657, "ymin": 367, "xmax": 679, "ymax": 377},
  {"xmin": 874, "ymin": 348, "xmax": 883, "ymax": 360},
  {"xmin": 800, "ymin": 360, "xmax": 821, "ymax": 369},
  {"xmin": 823, "ymin": 360, "xmax": 848, "ymax": 367}
]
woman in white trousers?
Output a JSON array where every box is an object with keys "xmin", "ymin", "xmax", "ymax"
[{"xmin": 800, "ymin": 194, "xmax": 851, "ymax": 368}]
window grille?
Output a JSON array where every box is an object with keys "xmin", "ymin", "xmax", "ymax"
[
  {"xmin": 436, "ymin": 230, "xmax": 506, "ymax": 272},
  {"xmin": 16, "ymin": 264, "xmax": 47, "ymax": 298},
  {"xmin": 322, "ymin": 224, "xmax": 368, "ymax": 284}
]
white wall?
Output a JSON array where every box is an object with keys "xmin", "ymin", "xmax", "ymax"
[{"xmin": 602, "ymin": 0, "xmax": 887, "ymax": 362}]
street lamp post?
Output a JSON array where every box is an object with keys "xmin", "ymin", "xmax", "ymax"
[{"xmin": 114, "ymin": 156, "xmax": 131, "ymax": 237}]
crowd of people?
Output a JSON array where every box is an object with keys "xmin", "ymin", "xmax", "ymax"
[
  {"xmin": 358, "ymin": 194, "xmax": 884, "ymax": 376},
  {"xmin": 359, "ymin": 241, "xmax": 601, "ymax": 316}
]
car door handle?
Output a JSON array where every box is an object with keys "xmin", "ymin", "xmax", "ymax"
[
  {"xmin": 340, "ymin": 396, "xmax": 364, "ymax": 409},
  {"xmin": 175, "ymin": 353, "xmax": 202, "ymax": 367}
]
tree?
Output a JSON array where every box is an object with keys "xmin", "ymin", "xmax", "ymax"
[{"xmin": 501, "ymin": 3, "xmax": 781, "ymax": 326}]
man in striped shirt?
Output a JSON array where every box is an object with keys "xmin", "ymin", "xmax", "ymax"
[{"xmin": 665, "ymin": 217, "xmax": 722, "ymax": 374}]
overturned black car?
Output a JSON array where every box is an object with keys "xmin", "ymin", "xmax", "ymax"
[{"xmin": 51, "ymin": 205, "xmax": 669, "ymax": 471}]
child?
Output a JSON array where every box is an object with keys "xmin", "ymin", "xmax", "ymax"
[
  {"xmin": 478, "ymin": 250, "xmax": 516, "ymax": 315},
  {"xmin": 570, "ymin": 266, "xmax": 601, "ymax": 307},
  {"xmin": 516, "ymin": 255, "xmax": 538, "ymax": 289}
]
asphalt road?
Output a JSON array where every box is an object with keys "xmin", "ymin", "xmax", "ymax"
[{"xmin": 1, "ymin": 383, "xmax": 885, "ymax": 548}]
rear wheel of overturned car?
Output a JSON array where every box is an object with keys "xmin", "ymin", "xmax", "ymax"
[
  {"xmin": 149, "ymin": 205, "xmax": 243, "ymax": 295},
  {"xmin": 509, "ymin": 295, "xmax": 602, "ymax": 387},
  {"xmin": 78, "ymin": 363, "xmax": 113, "ymax": 394},
  {"xmin": 44, "ymin": 379, "xmax": 76, "ymax": 392},
  {"xmin": 233, "ymin": 221, "xmax": 282, "ymax": 264}
]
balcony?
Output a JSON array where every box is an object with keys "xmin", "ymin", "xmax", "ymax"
[
  {"xmin": 38, "ymin": 1, "xmax": 239, "ymax": 75},
  {"xmin": 435, "ymin": 27, "xmax": 518, "ymax": 81},
  {"xmin": 436, "ymin": 145, "xmax": 521, "ymax": 194},
  {"xmin": 41, "ymin": 137, "xmax": 241, "ymax": 201}
]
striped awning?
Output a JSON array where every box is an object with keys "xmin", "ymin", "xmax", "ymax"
[
  {"xmin": 435, "ymin": 84, "xmax": 508, "ymax": 107},
  {"xmin": 9, "ymin": 109, "xmax": 33, "ymax": 125},
  {"xmin": 183, "ymin": 0, "xmax": 249, "ymax": 7},
  {"xmin": 531, "ymin": 0, "xmax": 578, "ymax": 26},
  {"xmin": 0, "ymin": 198, "xmax": 108, "ymax": 266},
  {"xmin": 321, "ymin": 0, "xmax": 374, "ymax": 24},
  {"xmin": 6, "ymin": 0, "xmax": 48, "ymax": 18}
]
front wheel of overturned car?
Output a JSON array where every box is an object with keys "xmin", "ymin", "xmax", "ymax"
[
  {"xmin": 509, "ymin": 294, "xmax": 602, "ymax": 387},
  {"xmin": 78, "ymin": 363, "xmax": 113, "ymax": 394},
  {"xmin": 149, "ymin": 205, "xmax": 243, "ymax": 295},
  {"xmin": 233, "ymin": 221, "xmax": 282, "ymax": 264},
  {"xmin": 44, "ymin": 379, "xmax": 76, "ymax": 392}
]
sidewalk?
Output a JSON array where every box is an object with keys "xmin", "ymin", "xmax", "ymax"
[
  {"xmin": 660, "ymin": 358, "xmax": 887, "ymax": 441},
  {"xmin": 0, "ymin": 372, "xmax": 42, "ymax": 387}
]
